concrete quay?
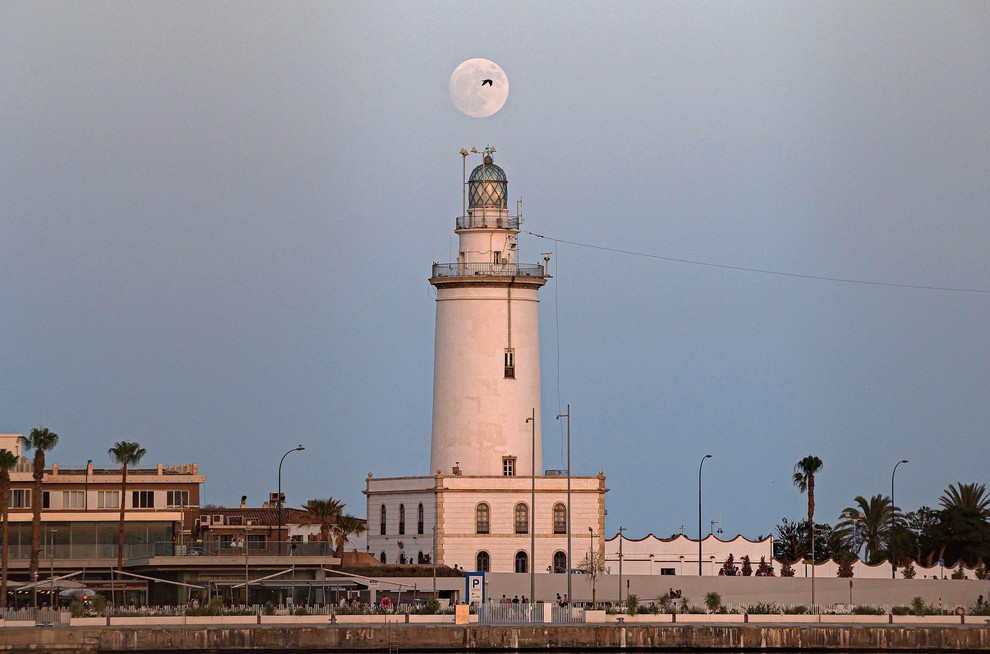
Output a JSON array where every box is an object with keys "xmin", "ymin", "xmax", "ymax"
[{"xmin": 1, "ymin": 623, "xmax": 990, "ymax": 653}]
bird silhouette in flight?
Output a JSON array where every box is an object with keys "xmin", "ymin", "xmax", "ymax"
[{"xmin": 482, "ymin": 79, "xmax": 493, "ymax": 86}]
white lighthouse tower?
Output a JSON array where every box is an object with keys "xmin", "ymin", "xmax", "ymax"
[
  {"xmin": 364, "ymin": 148, "xmax": 606, "ymax": 576},
  {"xmin": 429, "ymin": 148, "xmax": 547, "ymax": 477}
]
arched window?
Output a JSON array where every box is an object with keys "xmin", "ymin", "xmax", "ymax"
[
  {"xmin": 553, "ymin": 551, "xmax": 567, "ymax": 573},
  {"xmin": 476, "ymin": 503, "xmax": 490, "ymax": 534},
  {"xmin": 417, "ymin": 503, "xmax": 424, "ymax": 534},
  {"xmin": 553, "ymin": 503, "xmax": 567, "ymax": 534},
  {"xmin": 514, "ymin": 503, "xmax": 529, "ymax": 534},
  {"xmin": 477, "ymin": 551, "xmax": 490, "ymax": 572},
  {"xmin": 398, "ymin": 504, "xmax": 406, "ymax": 535},
  {"xmin": 380, "ymin": 551, "xmax": 387, "ymax": 564},
  {"xmin": 380, "ymin": 505, "xmax": 387, "ymax": 535},
  {"xmin": 514, "ymin": 551, "xmax": 528, "ymax": 573}
]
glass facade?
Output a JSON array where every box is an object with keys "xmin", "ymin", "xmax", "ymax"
[{"xmin": 5, "ymin": 521, "xmax": 174, "ymax": 559}]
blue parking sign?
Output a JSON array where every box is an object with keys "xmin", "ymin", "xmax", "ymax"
[{"xmin": 465, "ymin": 572, "xmax": 485, "ymax": 606}]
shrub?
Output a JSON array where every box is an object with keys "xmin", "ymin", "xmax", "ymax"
[
  {"xmin": 294, "ymin": 606, "xmax": 309, "ymax": 616},
  {"xmin": 951, "ymin": 565, "xmax": 967, "ymax": 580},
  {"xmin": 745, "ymin": 602, "xmax": 783, "ymax": 615},
  {"xmin": 852, "ymin": 605, "xmax": 886, "ymax": 615},
  {"xmin": 704, "ymin": 592, "xmax": 722, "ymax": 614},
  {"xmin": 414, "ymin": 597, "xmax": 441, "ymax": 615},
  {"xmin": 69, "ymin": 600, "xmax": 86, "ymax": 618},
  {"xmin": 757, "ymin": 556, "xmax": 771, "ymax": 576},
  {"xmin": 891, "ymin": 606, "xmax": 910, "ymax": 616},
  {"xmin": 264, "ymin": 602, "xmax": 276, "ymax": 616},
  {"xmin": 780, "ymin": 562, "xmax": 795, "ymax": 577},
  {"xmin": 835, "ymin": 551, "xmax": 856, "ymax": 578},
  {"xmin": 974, "ymin": 562, "xmax": 987, "ymax": 580},
  {"xmin": 91, "ymin": 595, "xmax": 106, "ymax": 614},
  {"xmin": 911, "ymin": 596, "xmax": 933, "ymax": 617},
  {"xmin": 625, "ymin": 593, "xmax": 640, "ymax": 616},
  {"xmin": 784, "ymin": 605, "xmax": 808, "ymax": 615},
  {"xmin": 901, "ymin": 563, "xmax": 916, "ymax": 579},
  {"xmin": 656, "ymin": 595, "xmax": 672, "ymax": 614}
]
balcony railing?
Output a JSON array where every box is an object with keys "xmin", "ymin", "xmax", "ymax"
[
  {"xmin": 432, "ymin": 262, "xmax": 544, "ymax": 278},
  {"xmin": 456, "ymin": 214, "xmax": 520, "ymax": 230}
]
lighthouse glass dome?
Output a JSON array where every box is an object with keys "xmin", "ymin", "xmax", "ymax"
[{"xmin": 468, "ymin": 156, "xmax": 507, "ymax": 209}]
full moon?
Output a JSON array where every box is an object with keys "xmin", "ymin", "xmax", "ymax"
[{"xmin": 449, "ymin": 58, "xmax": 509, "ymax": 118}]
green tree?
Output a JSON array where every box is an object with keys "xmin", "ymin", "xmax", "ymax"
[
  {"xmin": 22, "ymin": 426, "xmax": 59, "ymax": 593},
  {"xmin": 578, "ymin": 549, "xmax": 606, "ymax": 606},
  {"xmin": 299, "ymin": 497, "xmax": 345, "ymax": 543},
  {"xmin": 108, "ymin": 441, "xmax": 146, "ymax": 571},
  {"xmin": 332, "ymin": 514, "xmax": 367, "ymax": 558},
  {"xmin": 793, "ymin": 456, "xmax": 824, "ymax": 567},
  {"xmin": 0, "ymin": 449, "xmax": 19, "ymax": 603},
  {"xmin": 835, "ymin": 494, "xmax": 898, "ymax": 562},
  {"xmin": 939, "ymin": 482, "xmax": 990, "ymax": 516}
]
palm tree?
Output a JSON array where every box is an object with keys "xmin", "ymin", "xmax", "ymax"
[
  {"xmin": 108, "ymin": 441, "xmax": 146, "ymax": 571},
  {"xmin": 22, "ymin": 426, "xmax": 58, "ymax": 592},
  {"xmin": 332, "ymin": 514, "xmax": 367, "ymax": 558},
  {"xmin": 939, "ymin": 482, "xmax": 990, "ymax": 517},
  {"xmin": 793, "ymin": 456, "xmax": 824, "ymax": 562},
  {"xmin": 299, "ymin": 497, "xmax": 345, "ymax": 544},
  {"xmin": 835, "ymin": 494, "xmax": 898, "ymax": 561},
  {"xmin": 0, "ymin": 448, "xmax": 19, "ymax": 604}
]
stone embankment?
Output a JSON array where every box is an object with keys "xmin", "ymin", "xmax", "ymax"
[{"xmin": 1, "ymin": 623, "xmax": 990, "ymax": 653}]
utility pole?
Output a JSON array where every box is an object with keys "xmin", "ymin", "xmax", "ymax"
[{"xmin": 556, "ymin": 404, "xmax": 571, "ymax": 604}]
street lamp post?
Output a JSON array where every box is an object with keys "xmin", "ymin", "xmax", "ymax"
[
  {"xmin": 891, "ymin": 459, "xmax": 909, "ymax": 578},
  {"xmin": 526, "ymin": 408, "xmax": 536, "ymax": 603},
  {"xmin": 698, "ymin": 454, "xmax": 712, "ymax": 576},
  {"xmin": 556, "ymin": 405, "xmax": 572, "ymax": 606},
  {"xmin": 588, "ymin": 527, "xmax": 596, "ymax": 607},
  {"xmin": 48, "ymin": 529, "xmax": 58, "ymax": 608},
  {"xmin": 277, "ymin": 445, "xmax": 305, "ymax": 555},
  {"xmin": 617, "ymin": 526, "xmax": 625, "ymax": 605}
]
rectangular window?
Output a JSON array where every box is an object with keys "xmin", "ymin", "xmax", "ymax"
[
  {"xmin": 62, "ymin": 490, "xmax": 85, "ymax": 509},
  {"xmin": 504, "ymin": 348, "xmax": 515, "ymax": 378},
  {"xmin": 493, "ymin": 251, "xmax": 502, "ymax": 264},
  {"xmin": 12, "ymin": 489, "xmax": 31, "ymax": 509},
  {"xmin": 42, "ymin": 491, "xmax": 50, "ymax": 509},
  {"xmin": 98, "ymin": 491, "xmax": 120, "ymax": 509},
  {"xmin": 166, "ymin": 490, "xmax": 189, "ymax": 507},
  {"xmin": 660, "ymin": 568, "xmax": 676, "ymax": 576},
  {"xmin": 131, "ymin": 490, "xmax": 155, "ymax": 508},
  {"xmin": 246, "ymin": 534, "xmax": 266, "ymax": 550},
  {"xmin": 502, "ymin": 457, "xmax": 515, "ymax": 477}
]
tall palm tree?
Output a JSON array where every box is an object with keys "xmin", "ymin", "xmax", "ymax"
[
  {"xmin": 939, "ymin": 482, "xmax": 990, "ymax": 517},
  {"xmin": 108, "ymin": 441, "xmax": 146, "ymax": 571},
  {"xmin": 22, "ymin": 426, "xmax": 58, "ymax": 591},
  {"xmin": 0, "ymin": 448, "xmax": 19, "ymax": 604},
  {"xmin": 299, "ymin": 498, "xmax": 345, "ymax": 543},
  {"xmin": 332, "ymin": 514, "xmax": 367, "ymax": 558},
  {"xmin": 835, "ymin": 494, "xmax": 898, "ymax": 561},
  {"xmin": 793, "ymin": 456, "xmax": 824, "ymax": 562}
]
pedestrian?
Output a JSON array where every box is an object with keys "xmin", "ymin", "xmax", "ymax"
[
  {"xmin": 563, "ymin": 593, "xmax": 568, "ymax": 606},
  {"xmin": 556, "ymin": 593, "xmax": 562, "ymax": 606},
  {"xmin": 512, "ymin": 595, "xmax": 519, "ymax": 604}
]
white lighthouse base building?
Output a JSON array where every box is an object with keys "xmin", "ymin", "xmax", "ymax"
[{"xmin": 365, "ymin": 471, "xmax": 606, "ymax": 574}]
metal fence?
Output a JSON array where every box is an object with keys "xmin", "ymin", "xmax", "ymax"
[
  {"xmin": 431, "ymin": 262, "xmax": 544, "ymax": 279},
  {"xmin": 476, "ymin": 602, "xmax": 581, "ymax": 624}
]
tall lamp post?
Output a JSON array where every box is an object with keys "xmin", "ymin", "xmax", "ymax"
[
  {"xmin": 277, "ymin": 445, "xmax": 305, "ymax": 555},
  {"xmin": 617, "ymin": 526, "xmax": 625, "ymax": 604},
  {"xmin": 556, "ymin": 405, "xmax": 572, "ymax": 606},
  {"xmin": 526, "ymin": 408, "xmax": 536, "ymax": 603},
  {"xmin": 891, "ymin": 459, "xmax": 908, "ymax": 578},
  {"xmin": 48, "ymin": 529, "xmax": 58, "ymax": 607},
  {"xmin": 698, "ymin": 454, "xmax": 712, "ymax": 576}
]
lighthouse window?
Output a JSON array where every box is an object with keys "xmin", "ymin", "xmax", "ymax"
[
  {"xmin": 504, "ymin": 349, "xmax": 515, "ymax": 378},
  {"xmin": 380, "ymin": 505, "xmax": 387, "ymax": 535},
  {"xmin": 502, "ymin": 457, "xmax": 516, "ymax": 477}
]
